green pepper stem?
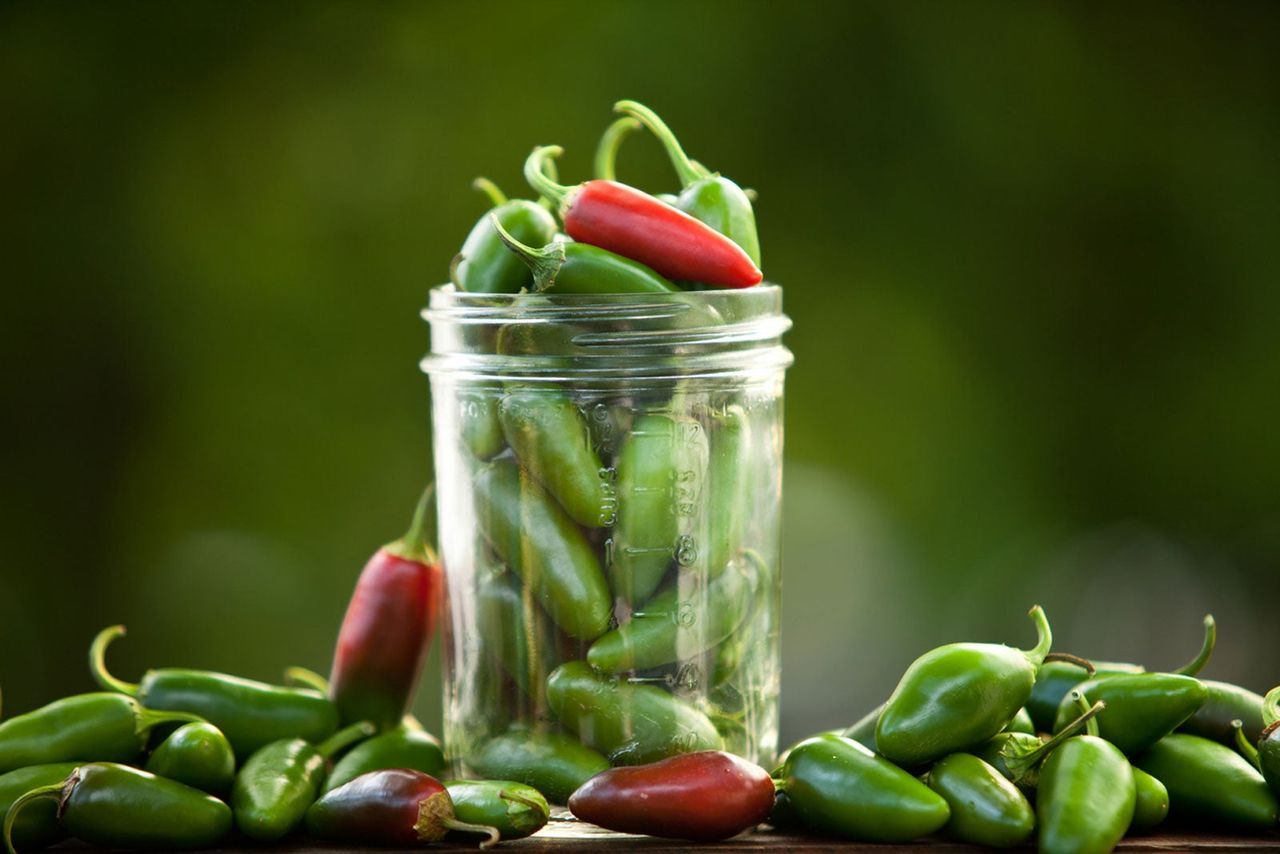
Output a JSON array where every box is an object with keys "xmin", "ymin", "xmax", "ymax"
[
  {"xmin": 443, "ymin": 818, "xmax": 501, "ymax": 850},
  {"xmin": 524, "ymin": 146, "xmax": 571, "ymax": 210},
  {"xmin": 614, "ymin": 100, "xmax": 711, "ymax": 188},
  {"xmin": 283, "ymin": 666, "xmax": 330, "ymax": 693},
  {"xmin": 136, "ymin": 707, "xmax": 206, "ymax": 737},
  {"xmin": 4, "ymin": 779, "xmax": 72, "ymax": 854},
  {"xmin": 594, "ymin": 116, "xmax": 640, "ymax": 181},
  {"xmin": 1264, "ymin": 687, "xmax": 1280, "ymax": 728},
  {"xmin": 1233, "ymin": 719, "xmax": 1263, "ymax": 771},
  {"xmin": 386, "ymin": 483, "xmax": 438, "ymax": 564},
  {"xmin": 1024, "ymin": 605, "xmax": 1052, "ymax": 667},
  {"xmin": 1072, "ymin": 690, "xmax": 1101, "ymax": 738},
  {"xmin": 472, "ymin": 177, "xmax": 508, "ymax": 208},
  {"xmin": 1001, "ymin": 694, "xmax": 1106, "ymax": 782},
  {"xmin": 1172, "ymin": 614, "xmax": 1215, "ymax": 676},
  {"xmin": 89, "ymin": 625, "xmax": 141, "ymax": 696},
  {"xmin": 317, "ymin": 720, "xmax": 376, "ymax": 760},
  {"xmin": 489, "ymin": 214, "xmax": 565, "ymax": 292},
  {"xmin": 499, "ymin": 789, "xmax": 547, "ymax": 816},
  {"xmin": 1042, "ymin": 652, "xmax": 1095, "ymax": 675}
]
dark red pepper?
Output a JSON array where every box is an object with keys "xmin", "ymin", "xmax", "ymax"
[
  {"xmin": 567, "ymin": 750, "xmax": 775, "ymax": 841},
  {"xmin": 524, "ymin": 146, "xmax": 763, "ymax": 289},
  {"xmin": 304, "ymin": 768, "xmax": 498, "ymax": 848},
  {"xmin": 327, "ymin": 486, "xmax": 442, "ymax": 730}
]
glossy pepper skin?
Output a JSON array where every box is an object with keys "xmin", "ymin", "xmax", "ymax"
[
  {"xmin": 546, "ymin": 661, "xmax": 722, "ymax": 765},
  {"xmin": 1053, "ymin": 674, "xmax": 1207, "ymax": 755},
  {"xmin": 1181, "ymin": 680, "xmax": 1266, "ymax": 744},
  {"xmin": 444, "ymin": 780, "xmax": 549, "ymax": 841},
  {"xmin": 1036, "ymin": 735, "xmax": 1136, "ymax": 854},
  {"xmin": 323, "ymin": 725, "xmax": 445, "ymax": 793},
  {"xmin": 615, "ymin": 100, "xmax": 762, "ymax": 267},
  {"xmin": 329, "ymin": 486, "xmax": 441, "ymax": 731},
  {"xmin": 2, "ymin": 763, "xmax": 231, "ymax": 853},
  {"xmin": 568, "ymin": 751, "xmax": 773, "ymax": 841},
  {"xmin": 475, "ymin": 461, "xmax": 612, "ymax": 641},
  {"xmin": 588, "ymin": 550, "xmax": 763, "ymax": 674},
  {"xmin": 0, "ymin": 764, "xmax": 78, "ymax": 851},
  {"xmin": 777, "ymin": 735, "xmax": 950, "ymax": 842},
  {"xmin": 524, "ymin": 146, "xmax": 762, "ymax": 289},
  {"xmin": 305, "ymin": 768, "xmax": 498, "ymax": 848},
  {"xmin": 469, "ymin": 729, "xmax": 610, "ymax": 805},
  {"xmin": 0, "ymin": 693, "xmax": 202, "ymax": 773},
  {"xmin": 144, "ymin": 722, "xmax": 235, "ymax": 795},
  {"xmin": 1026, "ymin": 659, "xmax": 1143, "ymax": 733},
  {"xmin": 1003, "ymin": 707, "xmax": 1035, "ymax": 735},
  {"xmin": 90, "ymin": 626, "xmax": 337, "ymax": 760},
  {"xmin": 875, "ymin": 605, "xmax": 1053, "ymax": 767},
  {"xmin": 498, "ymin": 391, "xmax": 617, "ymax": 529},
  {"xmin": 452, "ymin": 178, "xmax": 557, "ymax": 294},
  {"xmin": 1130, "ymin": 766, "xmax": 1170, "ymax": 831},
  {"xmin": 492, "ymin": 216, "xmax": 677, "ymax": 295},
  {"xmin": 1136, "ymin": 733, "xmax": 1278, "ymax": 831},
  {"xmin": 923, "ymin": 753, "xmax": 1034, "ymax": 848},
  {"xmin": 231, "ymin": 721, "xmax": 374, "ymax": 841},
  {"xmin": 1260, "ymin": 688, "xmax": 1280, "ymax": 797}
]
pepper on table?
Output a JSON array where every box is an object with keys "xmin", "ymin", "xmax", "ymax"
[
  {"xmin": 1182, "ymin": 679, "xmax": 1268, "ymax": 744},
  {"xmin": 0, "ymin": 764, "xmax": 78, "ymax": 851},
  {"xmin": 89, "ymin": 626, "xmax": 337, "ymax": 760},
  {"xmin": 1135, "ymin": 732, "xmax": 1278, "ymax": 831},
  {"xmin": 3, "ymin": 763, "xmax": 231, "ymax": 854},
  {"xmin": 923, "ymin": 752, "xmax": 1034, "ymax": 848},
  {"xmin": 144, "ymin": 721, "xmax": 236, "ymax": 795},
  {"xmin": 444, "ymin": 779, "xmax": 550, "ymax": 842},
  {"xmin": 524, "ymin": 145, "xmax": 762, "ymax": 289}
]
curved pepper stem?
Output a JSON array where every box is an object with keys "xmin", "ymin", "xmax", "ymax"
[
  {"xmin": 1233, "ymin": 719, "xmax": 1263, "ymax": 771},
  {"xmin": 499, "ymin": 789, "xmax": 547, "ymax": 815},
  {"xmin": 136, "ymin": 707, "xmax": 206, "ymax": 736},
  {"xmin": 283, "ymin": 666, "xmax": 331, "ymax": 693},
  {"xmin": 1000, "ymin": 693, "xmax": 1105, "ymax": 783},
  {"xmin": 614, "ymin": 100, "xmax": 711, "ymax": 188},
  {"xmin": 594, "ymin": 116, "xmax": 640, "ymax": 181},
  {"xmin": 472, "ymin": 178, "xmax": 508, "ymax": 208},
  {"xmin": 317, "ymin": 721, "xmax": 377, "ymax": 760},
  {"xmin": 1172, "ymin": 614, "xmax": 1215, "ymax": 676},
  {"xmin": 4, "ymin": 778, "xmax": 73, "ymax": 854},
  {"xmin": 489, "ymin": 214, "xmax": 565, "ymax": 292},
  {"xmin": 1073, "ymin": 689, "xmax": 1101, "ymax": 738},
  {"xmin": 1023, "ymin": 605, "xmax": 1052, "ymax": 668},
  {"xmin": 1042, "ymin": 652, "xmax": 1096, "ymax": 674},
  {"xmin": 386, "ymin": 483, "xmax": 438, "ymax": 565},
  {"xmin": 523, "ymin": 146, "xmax": 571, "ymax": 210},
  {"xmin": 1264, "ymin": 687, "xmax": 1280, "ymax": 729},
  {"xmin": 89, "ymin": 625, "xmax": 141, "ymax": 696}
]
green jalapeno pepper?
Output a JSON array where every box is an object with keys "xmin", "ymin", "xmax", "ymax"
[
  {"xmin": 492, "ymin": 215, "xmax": 678, "ymax": 295},
  {"xmin": 1003, "ymin": 707, "xmax": 1035, "ymax": 735},
  {"xmin": 972, "ymin": 692, "xmax": 1105, "ymax": 791},
  {"xmin": 546, "ymin": 661, "xmax": 722, "ymax": 765},
  {"xmin": 1181, "ymin": 680, "xmax": 1266, "ymax": 744},
  {"xmin": 0, "ymin": 693, "xmax": 202, "ymax": 773},
  {"xmin": 703, "ymin": 404, "xmax": 752, "ymax": 577},
  {"xmin": 1052, "ymin": 673, "xmax": 1208, "ymax": 755},
  {"xmin": 3, "ymin": 763, "xmax": 231, "ymax": 853},
  {"xmin": 144, "ymin": 722, "xmax": 235, "ymax": 795},
  {"xmin": 1130, "ymin": 766, "xmax": 1170, "ymax": 831},
  {"xmin": 1036, "ymin": 732, "xmax": 1135, "ymax": 854},
  {"xmin": 451, "ymin": 179, "xmax": 557, "ymax": 294},
  {"xmin": 587, "ymin": 550, "xmax": 763, "ymax": 674},
  {"xmin": 323, "ymin": 725, "xmax": 445, "ymax": 794},
  {"xmin": 469, "ymin": 729, "xmax": 610, "ymax": 805},
  {"xmin": 923, "ymin": 753, "xmax": 1034, "ymax": 848},
  {"xmin": 594, "ymin": 116, "xmax": 641, "ymax": 182},
  {"xmin": 1135, "ymin": 732, "xmax": 1278, "ymax": 831},
  {"xmin": 0, "ymin": 764, "xmax": 78, "ymax": 851},
  {"xmin": 474, "ymin": 461, "xmax": 612, "ymax": 641},
  {"xmin": 1262, "ymin": 689, "xmax": 1280, "ymax": 797},
  {"xmin": 443, "ymin": 780, "xmax": 549, "ymax": 842},
  {"xmin": 231, "ymin": 720, "xmax": 374, "ymax": 841},
  {"xmin": 1026, "ymin": 658, "xmax": 1143, "ymax": 733},
  {"xmin": 459, "ymin": 389, "xmax": 506, "ymax": 461},
  {"xmin": 614, "ymin": 101, "xmax": 761, "ymax": 266},
  {"xmin": 476, "ymin": 567, "xmax": 559, "ymax": 702},
  {"xmin": 876, "ymin": 605, "xmax": 1054, "ymax": 767},
  {"xmin": 498, "ymin": 390, "xmax": 616, "ymax": 530},
  {"xmin": 90, "ymin": 625, "xmax": 339, "ymax": 760},
  {"xmin": 776, "ymin": 735, "xmax": 950, "ymax": 842}
]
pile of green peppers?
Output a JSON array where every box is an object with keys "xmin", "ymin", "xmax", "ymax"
[{"xmin": 773, "ymin": 610, "xmax": 1280, "ymax": 852}]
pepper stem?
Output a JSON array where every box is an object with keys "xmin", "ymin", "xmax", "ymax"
[
  {"xmin": 472, "ymin": 177, "xmax": 507, "ymax": 208},
  {"xmin": 1024, "ymin": 605, "xmax": 1052, "ymax": 667},
  {"xmin": 499, "ymin": 789, "xmax": 548, "ymax": 816},
  {"xmin": 1264, "ymin": 687, "xmax": 1280, "ymax": 728},
  {"xmin": 386, "ymin": 483, "xmax": 438, "ymax": 565},
  {"xmin": 136, "ymin": 707, "xmax": 206, "ymax": 737},
  {"xmin": 594, "ymin": 116, "xmax": 640, "ymax": 181},
  {"xmin": 1042, "ymin": 652, "xmax": 1096, "ymax": 675},
  {"xmin": 88, "ymin": 625, "xmax": 141, "ymax": 696},
  {"xmin": 317, "ymin": 720, "xmax": 376, "ymax": 760},
  {"xmin": 490, "ymin": 214, "xmax": 565, "ymax": 292},
  {"xmin": 523, "ymin": 145, "xmax": 571, "ymax": 210},
  {"xmin": 614, "ymin": 100, "xmax": 711, "ymax": 188},
  {"xmin": 1172, "ymin": 614, "xmax": 1216, "ymax": 676},
  {"xmin": 283, "ymin": 666, "xmax": 330, "ymax": 693},
  {"xmin": 443, "ymin": 818, "xmax": 501, "ymax": 850},
  {"xmin": 4, "ymin": 779, "xmax": 73, "ymax": 854},
  {"xmin": 1233, "ymin": 719, "xmax": 1263, "ymax": 771},
  {"xmin": 1000, "ymin": 693, "xmax": 1106, "ymax": 782}
]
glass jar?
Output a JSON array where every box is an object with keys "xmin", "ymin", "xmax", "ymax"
[{"xmin": 421, "ymin": 284, "xmax": 792, "ymax": 799}]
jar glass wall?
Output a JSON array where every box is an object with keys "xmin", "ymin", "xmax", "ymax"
[{"xmin": 422, "ymin": 285, "xmax": 792, "ymax": 799}]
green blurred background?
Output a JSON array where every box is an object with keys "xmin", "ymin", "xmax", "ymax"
[{"xmin": 2, "ymin": 1, "xmax": 1277, "ymax": 743}]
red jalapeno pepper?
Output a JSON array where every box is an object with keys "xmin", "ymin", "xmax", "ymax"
[
  {"xmin": 328, "ymin": 485, "xmax": 442, "ymax": 730},
  {"xmin": 524, "ymin": 146, "xmax": 762, "ymax": 289}
]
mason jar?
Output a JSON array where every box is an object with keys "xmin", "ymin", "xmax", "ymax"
[{"xmin": 421, "ymin": 284, "xmax": 792, "ymax": 801}]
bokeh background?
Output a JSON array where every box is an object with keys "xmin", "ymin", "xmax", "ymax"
[{"xmin": 3, "ymin": 1, "xmax": 1278, "ymax": 743}]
